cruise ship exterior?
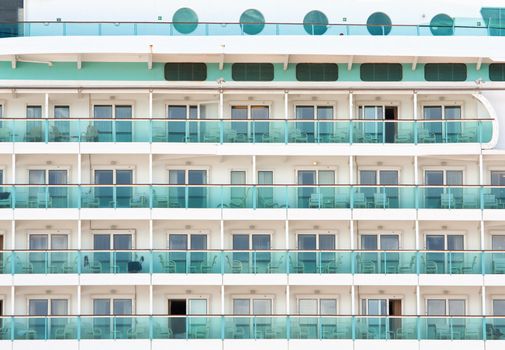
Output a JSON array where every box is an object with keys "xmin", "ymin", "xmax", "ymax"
[{"xmin": 1, "ymin": 0, "xmax": 505, "ymax": 349}]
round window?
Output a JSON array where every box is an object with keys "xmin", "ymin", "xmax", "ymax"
[
  {"xmin": 240, "ymin": 9, "xmax": 265, "ymax": 35},
  {"xmin": 303, "ymin": 10, "xmax": 329, "ymax": 35},
  {"xmin": 366, "ymin": 12, "xmax": 392, "ymax": 35},
  {"xmin": 430, "ymin": 14, "xmax": 454, "ymax": 36},
  {"xmin": 172, "ymin": 8, "xmax": 198, "ymax": 34}
]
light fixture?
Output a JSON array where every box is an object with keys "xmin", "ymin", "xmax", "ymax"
[{"xmin": 312, "ymin": 161, "xmax": 318, "ymax": 166}]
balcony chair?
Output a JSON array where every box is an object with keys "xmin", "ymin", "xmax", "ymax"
[
  {"xmin": 229, "ymin": 189, "xmax": 249, "ymax": 208},
  {"xmin": 0, "ymin": 127, "xmax": 12, "ymax": 142},
  {"xmin": 460, "ymin": 255, "xmax": 478, "ymax": 274},
  {"xmin": 188, "ymin": 325, "xmax": 209, "ymax": 339},
  {"xmin": 334, "ymin": 192, "xmax": 349, "ymax": 208},
  {"xmin": 395, "ymin": 131, "xmax": 412, "ymax": 143},
  {"xmin": 394, "ymin": 327, "xmax": 416, "ymax": 339},
  {"xmin": 0, "ymin": 191, "xmax": 11, "ymax": 208},
  {"xmin": 0, "ymin": 327, "xmax": 10, "ymax": 340},
  {"xmin": 266, "ymin": 255, "xmax": 285, "ymax": 273},
  {"xmin": 257, "ymin": 196, "xmax": 278, "ymax": 208},
  {"xmin": 127, "ymin": 326, "xmax": 148, "ymax": 339},
  {"xmin": 373, "ymin": 192, "xmax": 389, "ymax": 208},
  {"xmin": 260, "ymin": 130, "xmax": 282, "ymax": 143},
  {"xmin": 290, "ymin": 129, "xmax": 308, "ymax": 143},
  {"xmin": 422, "ymin": 256, "xmax": 438, "ymax": 274},
  {"xmin": 85, "ymin": 327, "xmax": 103, "ymax": 339},
  {"xmin": 440, "ymin": 193, "xmax": 454, "ymax": 208},
  {"xmin": 151, "ymin": 126, "xmax": 167, "ymax": 142},
  {"xmin": 308, "ymin": 193, "xmax": 322, "ymax": 208},
  {"xmin": 359, "ymin": 259, "xmax": 376, "ymax": 274},
  {"xmin": 398, "ymin": 255, "xmax": 416, "ymax": 273},
  {"xmin": 54, "ymin": 324, "xmax": 76, "ymax": 339},
  {"xmin": 483, "ymin": 193, "xmax": 498, "ymax": 209},
  {"xmin": 158, "ymin": 254, "xmax": 177, "ymax": 273},
  {"xmin": 129, "ymin": 195, "xmax": 147, "ymax": 208},
  {"xmin": 288, "ymin": 255, "xmax": 304, "ymax": 273},
  {"xmin": 352, "ymin": 192, "xmax": 367, "ymax": 208},
  {"xmin": 16, "ymin": 256, "xmax": 33, "ymax": 273},
  {"xmin": 493, "ymin": 258, "xmax": 505, "ymax": 274},
  {"xmin": 462, "ymin": 193, "xmax": 478, "ymax": 208},
  {"xmin": 83, "ymin": 125, "xmax": 99, "ymax": 142},
  {"xmin": 82, "ymin": 192, "xmax": 99, "ymax": 208},
  {"xmin": 154, "ymin": 325, "xmax": 174, "ymax": 339},
  {"xmin": 26, "ymin": 126, "xmax": 44, "ymax": 142},
  {"xmin": 324, "ymin": 255, "xmax": 343, "ymax": 273},
  {"xmin": 225, "ymin": 255, "xmax": 243, "ymax": 273},
  {"xmin": 88, "ymin": 261, "xmax": 103, "ymax": 273},
  {"xmin": 486, "ymin": 323, "xmax": 505, "ymax": 340},
  {"xmin": 418, "ymin": 129, "xmax": 437, "ymax": 143},
  {"xmin": 62, "ymin": 257, "xmax": 78, "ymax": 273},
  {"xmin": 190, "ymin": 254, "xmax": 218, "ymax": 273}
]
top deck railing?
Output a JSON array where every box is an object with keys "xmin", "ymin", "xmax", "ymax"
[{"xmin": 0, "ymin": 20, "xmax": 504, "ymax": 37}]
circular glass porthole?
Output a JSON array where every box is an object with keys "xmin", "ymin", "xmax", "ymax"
[
  {"xmin": 240, "ymin": 9, "xmax": 265, "ymax": 35},
  {"xmin": 303, "ymin": 10, "xmax": 329, "ymax": 35},
  {"xmin": 430, "ymin": 14, "xmax": 454, "ymax": 36},
  {"xmin": 172, "ymin": 7, "xmax": 198, "ymax": 34},
  {"xmin": 367, "ymin": 12, "xmax": 392, "ymax": 35}
]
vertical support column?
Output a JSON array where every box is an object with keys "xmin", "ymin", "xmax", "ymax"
[
  {"xmin": 148, "ymin": 91, "xmax": 153, "ymax": 119},
  {"xmin": 349, "ymin": 155, "xmax": 354, "ymax": 185},
  {"xmin": 413, "ymin": 92, "xmax": 418, "ymax": 120},
  {"xmin": 252, "ymin": 156, "xmax": 256, "ymax": 184},
  {"xmin": 77, "ymin": 285, "xmax": 81, "ymax": 314},
  {"xmin": 220, "ymin": 219, "xmax": 224, "ymax": 249},
  {"xmin": 219, "ymin": 90, "xmax": 224, "ymax": 119},
  {"xmin": 415, "ymin": 220, "xmax": 420, "ymax": 250},
  {"xmin": 10, "ymin": 220, "xmax": 15, "ymax": 250},
  {"xmin": 149, "ymin": 284, "xmax": 153, "ymax": 315},
  {"xmin": 348, "ymin": 91, "xmax": 353, "ymax": 120},
  {"xmin": 351, "ymin": 285, "xmax": 356, "ymax": 315},
  {"xmin": 44, "ymin": 93, "xmax": 49, "ymax": 119},
  {"xmin": 482, "ymin": 285, "xmax": 487, "ymax": 316},
  {"xmin": 149, "ymin": 219, "xmax": 153, "ymax": 251},
  {"xmin": 10, "ymin": 286, "xmax": 15, "ymax": 315},
  {"xmin": 285, "ymin": 219, "xmax": 289, "ymax": 249},
  {"xmin": 416, "ymin": 285, "xmax": 421, "ymax": 315},
  {"xmin": 221, "ymin": 285, "xmax": 225, "ymax": 315},
  {"xmin": 284, "ymin": 91, "xmax": 289, "ymax": 119},
  {"xmin": 414, "ymin": 156, "xmax": 419, "ymax": 185},
  {"xmin": 11, "ymin": 153, "xmax": 15, "ymax": 185}
]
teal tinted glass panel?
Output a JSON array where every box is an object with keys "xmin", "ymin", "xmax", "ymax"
[
  {"xmin": 296, "ymin": 63, "xmax": 338, "ymax": 81},
  {"xmin": 360, "ymin": 64, "xmax": 402, "ymax": 81},
  {"xmin": 232, "ymin": 63, "xmax": 274, "ymax": 81},
  {"xmin": 481, "ymin": 7, "xmax": 505, "ymax": 36},
  {"xmin": 303, "ymin": 10, "xmax": 328, "ymax": 35},
  {"xmin": 489, "ymin": 63, "xmax": 505, "ymax": 81},
  {"xmin": 367, "ymin": 12, "xmax": 392, "ymax": 35},
  {"xmin": 172, "ymin": 8, "xmax": 198, "ymax": 34},
  {"xmin": 430, "ymin": 14, "xmax": 454, "ymax": 36},
  {"xmin": 424, "ymin": 64, "xmax": 467, "ymax": 81},
  {"xmin": 164, "ymin": 63, "xmax": 207, "ymax": 81},
  {"xmin": 240, "ymin": 9, "xmax": 265, "ymax": 35}
]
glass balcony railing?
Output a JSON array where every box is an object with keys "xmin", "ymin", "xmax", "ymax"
[
  {"xmin": 0, "ymin": 119, "xmax": 493, "ymax": 144},
  {"xmin": 1, "ymin": 185, "xmax": 505, "ymax": 210},
  {"xmin": 0, "ymin": 316, "xmax": 502, "ymax": 340},
  {"xmin": 0, "ymin": 21, "xmax": 502, "ymax": 38},
  {"xmin": 1, "ymin": 250, "xmax": 504, "ymax": 275}
]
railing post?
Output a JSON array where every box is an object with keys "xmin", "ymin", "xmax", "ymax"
[
  {"xmin": 351, "ymin": 316, "xmax": 356, "ymax": 340},
  {"xmin": 220, "ymin": 315, "xmax": 225, "ymax": 340},
  {"xmin": 44, "ymin": 119, "xmax": 49, "ymax": 143},
  {"xmin": 77, "ymin": 316, "xmax": 81, "ymax": 341},
  {"xmin": 219, "ymin": 120, "xmax": 224, "ymax": 144},
  {"xmin": 414, "ymin": 120, "xmax": 418, "ymax": 145},
  {"xmin": 284, "ymin": 120, "xmax": 288, "ymax": 144},
  {"xmin": 286, "ymin": 315, "xmax": 290, "ymax": 340}
]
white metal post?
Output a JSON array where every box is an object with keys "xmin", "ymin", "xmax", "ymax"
[
  {"xmin": 284, "ymin": 91, "xmax": 289, "ymax": 119},
  {"xmin": 219, "ymin": 91, "xmax": 224, "ymax": 119}
]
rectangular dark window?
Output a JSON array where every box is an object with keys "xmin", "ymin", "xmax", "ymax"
[
  {"xmin": 232, "ymin": 63, "xmax": 274, "ymax": 81},
  {"xmin": 360, "ymin": 63, "xmax": 402, "ymax": 81},
  {"xmin": 424, "ymin": 63, "xmax": 467, "ymax": 81},
  {"xmin": 490, "ymin": 63, "xmax": 505, "ymax": 81},
  {"xmin": 296, "ymin": 63, "xmax": 338, "ymax": 81},
  {"xmin": 164, "ymin": 63, "xmax": 207, "ymax": 81}
]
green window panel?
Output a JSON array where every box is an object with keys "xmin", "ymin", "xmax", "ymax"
[
  {"xmin": 172, "ymin": 7, "xmax": 198, "ymax": 34},
  {"xmin": 481, "ymin": 7, "xmax": 505, "ymax": 36},
  {"xmin": 240, "ymin": 9, "xmax": 265, "ymax": 35},
  {"xmin": 164, "ymin": 63, "xmax": 207, "ymax": 81},
  {"xmin": 296, "ymin": 63, "xmax": 338, "ymax": 81},
  {"xmin": 360, "ymin": 63, "xmax": 402, "ymax": 81},
  {"xmin": 424, "ymin": 63, "xmax": 467, "ymax": 81},
  {"xmin": 367, "ymin": 12, "xmax": 392, "ymax": 35},
  {"xmin": 489, "ymin": 63, "xmax": 505, "ymax": 81},
  {"xmin": 430, "ymin": 14, "xmax": 454, "ymax": 36},
  {"xmin": 232, "ymin": 63, "xmax": 274, "ymax": 81},
  {"xmin": 303, "ymin": 10, "xmax": 329, "ymax": 35}
]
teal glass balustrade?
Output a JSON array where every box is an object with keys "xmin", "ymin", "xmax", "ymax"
[
  {"xmin": 1, "ymin": 21, "xmax": 503, "ymax": 38},
  {"xmin": 419, "ymin": 186, "xmax": 481, "ymax": 209},
  {"xmin": 288, "ymin": 251, "xmax": 352, "ymax": 273},
  {"xmin": 14, "ymin": 186, "xmax": 80, "ymax": 208},
  {"xmin": 223, "ymin": 251, "xmax": 287, "ymax": 273},
  {"xmin": 419, "ymin": 317, "xmax": 484, "ymax": 340},
  {"xmin": 153, "ymin": 251, "xmax": 221, "ymax": 273},
  {"xmin": 0, "ymin": 250, "xmax": 501, "ymax": 275},
  {"xmin": 0, "ymin": 185, "xmax": 504, "ymax": 209},
  {"xmin": 13, "ymin": 251, "xmax": 79, "ymax": 274},
  {"xmin": 80, "ymin": 250, "xmax": 150, "ymax": 273},
  {"xmin": 420, "ymin": 251, "xmax": 482, "ymax": 274},
  {"xmin": 0, "ymin": 119, "xmax": 493, "ymax": 144},
  {"xmin": 354, "ymin": 251, "xmax": 418, "ymax": 274},
  {"xmin": 1, "ymin": 316, "xmax": 503, "ymax": 340}
]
